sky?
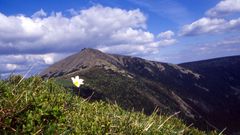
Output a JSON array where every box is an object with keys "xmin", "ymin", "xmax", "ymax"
[{"xmin": 0, "ymin": 0, "xmax": 240, "ymax": 77}]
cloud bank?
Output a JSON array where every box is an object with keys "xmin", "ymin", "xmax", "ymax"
[
  {"xmin": 206, "ymin": 0, "xmax": 240, "ymax": 17},
  {"xmin": 0, "ymin": 5, "xmax": 176, "ymax": 76},
  {"xmin": 180, "ymin": 17, "xmax": 240, "ymax": 36},
  {"xmin": 180, "ymin": 0, "xmax": 240, "ymax": 36}
]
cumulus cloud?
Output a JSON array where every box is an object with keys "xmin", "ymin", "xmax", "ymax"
[
  {"xmin": 180, "ymin": 17, "xmax": 240, "ymax": 36},
  {"xmin": 110, "ymin": 28, "xmax": 154, "ymax": 44},
  {"xmin": 0, "ymin": 5, "xmax": 176, "ymax": 76},
  {"xmin": 0, "ymin": 64, "xmax": 18, "ymax": 73},
  {"xmin": 0, "ymin": 5, "xmax": 174, "ymax": 55},
  {"xmin": 180, "ymin": 0, "xmax": 240, "ymax": 36},
  {"xmin": 98, "ymin": 44, "xmax": 156, "ymax": 56},
  {"xmin": 0, "ymin": 53, "xmax": 70, "ymax": 76},
  {"xmin": 206, "ymin": 0, "xmax": 240, "ymax": 17},
  {"xmin": 157, "ymin": 30, "xmax": 175, "ymax": 39},
  {"xmin": 98, "ymin": 29, "xmax": 176, "ymax": 56},
  {"xmin": 32, "ymin": 9, "xmax": 47, "ymax": 18}
]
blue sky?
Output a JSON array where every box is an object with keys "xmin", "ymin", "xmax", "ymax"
[
  {"xmin": 0, "ymin": 0, "xmax": 217, "ymax": 34},
  {"xmin": 0, "ymin": 0, "xmax": 240, "ymax": 77}
]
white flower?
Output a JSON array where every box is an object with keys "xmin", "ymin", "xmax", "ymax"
[{"xmin": 71, "ymin": 76, "xmax": 84, "ymax": 88}]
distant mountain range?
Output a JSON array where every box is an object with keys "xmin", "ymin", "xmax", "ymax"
[{"xmin": 41, "ymin": 48, "xmax": 240, "ymax": 134}]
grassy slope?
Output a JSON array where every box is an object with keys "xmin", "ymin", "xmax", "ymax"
[
  {"xmin": 59, "ymin": 68, "xmax": 179, "ymax": 115},
  {"xmin": 0, "ymin": 76, "xmax": 217, "ymax": 134}
]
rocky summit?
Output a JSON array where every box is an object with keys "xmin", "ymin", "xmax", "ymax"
[{"xmin": 41, "ymin": 48, "xmax": 240, "ymax": 134}]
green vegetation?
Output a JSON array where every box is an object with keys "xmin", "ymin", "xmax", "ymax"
[
  {"xmin": 61, "ymin": 68, "xmax": 178, "ymax": 115},
  {"xmin": 0, "ymin": 75, "xmax": 216, "ymax": 134}
]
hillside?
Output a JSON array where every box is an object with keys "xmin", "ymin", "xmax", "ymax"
[
  {"xmin": 179, "ymin": 56, "xmax": 240, "ymax": 132},
  {"xmin": 41, "ymin": 48, "xmax": 240, "ymax": 134},
  {"xmin": 0, "ymin": 76, "xmax": 211, "ymax": 134}
]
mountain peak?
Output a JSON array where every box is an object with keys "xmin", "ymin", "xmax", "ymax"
[
  {"xmin": 80, "ymin": 48, "xmax": 103, "ymax": 54},
  {"xmin": 41, "ymin": 48, "xmax": 121, "ymax": 77}
]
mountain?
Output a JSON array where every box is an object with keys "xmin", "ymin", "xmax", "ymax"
[{"xmin": 41, "ymin": 48, "xmax": 240, "ymax": 134}]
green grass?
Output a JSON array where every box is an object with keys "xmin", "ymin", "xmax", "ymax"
[
  {"xmin": 60, "ymin": 68, "xmax": 179, "ymax": 115},
  {"xmin": 0, "ymin": 75, "xmax": 217, "ymax": 134}
]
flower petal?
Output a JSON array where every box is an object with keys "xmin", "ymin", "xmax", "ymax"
[{"xmin": 76, "ymin": 75, "xmax": 79, "ymax": 80}]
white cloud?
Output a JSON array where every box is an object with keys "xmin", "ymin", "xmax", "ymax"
[
  {"xmin": 157, "ymin": 30, "xmax": 175, "ymax": 39},
  {"xmin": 0, "ymin": 6, "xmax": 154, "ymax": 55},
  {"xmin": 67, "ymin": 8, "xmax": 79, "ymax": 16},
  {"xmin": 0, "ymin": 53, "xmax": 70, "ymax": 75},
  {"xmin": 98, "ymin": 29, "xmax": 176, "ymax": 56},
  {"xmin": 110, "ymin": 28, "xmax": 154, "ymax": 44},
  {"xmin": 153, "ymin": 39, "xmax": 176, "ymax": 46},
  {"xmin": 180, "ymin": 17, "xmax": 240, "ymax": 36},
  {"xmin": 0, "ymin": 63, "xmax": 22, "ymax": 73},
  {"xmin": 32, "ymin": 9, "xmax": 47, "ymax": 18},
  {"xmin": 98, "ymin": 38, "xmax": 176, "ymax": 56},
  {"xmin": 180, "ymin": 0, "xmax": 240, "ymax": 36},
  {"xmin": 98, "ymin": 44, "xmax": 156, "ymax": 56},
  {"xmin": 6, "ymin": 64, "xmax": 17, "ymax": 71},
  {"xmin": 0, "ymin": 53, "xmax": 68, "ymax": 66},
  {"xmin": 0, "ymin": 5, "xmax": 177, "ymax": 75},
  {"xmin": 206, "ymin": 0, "xmax": 240, "ymax": 17}
]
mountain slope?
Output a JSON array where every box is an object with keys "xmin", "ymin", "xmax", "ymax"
[
  {"xmin": 180, "ymin": 56, "xmax": 240, "ymax": 133},
  {"xmin": 1, "ymin": 76, "xmax": 210, "ymax": 134},
  {"xmin": 41, "ymin": 48, "xmax": 240, "ymax": 134}
]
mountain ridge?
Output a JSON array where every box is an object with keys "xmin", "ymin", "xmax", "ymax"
[{"xmin": 41, "ymin": 48, "xmax": 240, "ymax": 134}]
